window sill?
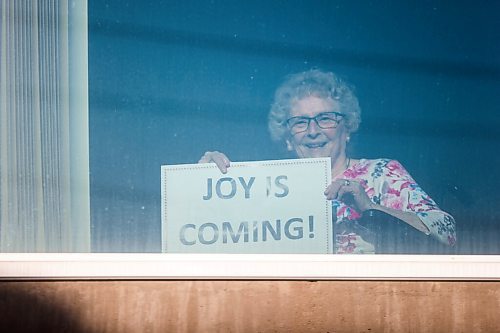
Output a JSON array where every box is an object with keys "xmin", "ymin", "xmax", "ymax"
[{"xmin": 0, "ymin": 253, "xmax": 499, "ymax": 280}]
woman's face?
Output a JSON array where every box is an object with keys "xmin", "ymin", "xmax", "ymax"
[{"xmin": 286, "ymin": 95, "xmax": 349, "ymax": 160}]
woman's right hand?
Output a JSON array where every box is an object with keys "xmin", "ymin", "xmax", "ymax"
[{"xmin": 198, "ymin": 151, "xmax": 231, "ymax": 174}]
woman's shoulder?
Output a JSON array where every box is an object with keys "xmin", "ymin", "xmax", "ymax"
[
  {"xmin": 352, "ymin": 158, "xmax": 398, "ymax": 167},
  {"xmin": 347, "ymin": 158, "xmax": 409, "ymax": 178}
]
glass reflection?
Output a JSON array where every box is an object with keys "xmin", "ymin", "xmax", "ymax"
[{"xmin": 89, "ymin": 0, "xmax": 500, "ymax": 254}]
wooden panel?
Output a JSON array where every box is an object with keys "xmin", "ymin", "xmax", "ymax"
[{"xmin": 0, "ymin": 281, "xmax": 499, "ymax": 332}]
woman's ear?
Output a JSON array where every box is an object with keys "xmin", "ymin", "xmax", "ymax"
[{"xmin": 286, "ymin": 139, "xmax": 294, "ymax": 151}]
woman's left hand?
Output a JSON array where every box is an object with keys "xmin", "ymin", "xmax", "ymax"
[{"xmin": 324, "ymin": 179, "xmax": 374, "ymax": 212}]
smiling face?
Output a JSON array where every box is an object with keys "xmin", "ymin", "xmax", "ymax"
[{"xmin": 286, "ymin": 95, "xmax": 349, "ymax": 162}]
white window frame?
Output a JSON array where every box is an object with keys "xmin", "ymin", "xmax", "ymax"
[{"xmin": 0, "ymin": 253, "xmax": 499, "ymax": 280}]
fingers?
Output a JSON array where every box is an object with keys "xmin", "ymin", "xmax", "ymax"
[
  {"xmin": 324, "ymin": 180, "xmax": 342, "ymax": 200},
  {"xmin": 327, "ymin": 178, "xmax": 374, "ymax": 212},
  {"xmin": 336, "ymin": 179, "xmax": 361, "ymax": 199},
  {"xmin": 198, "ymin": 151, "xmax": 231, "ymax": 174},
  {"xmin": 325, "ymin": 179, "xmax": 370, "ymax": 206}
]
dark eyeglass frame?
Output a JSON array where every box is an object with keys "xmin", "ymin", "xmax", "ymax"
[{"xmin": 286, "ymin": 112, "xmax": 345, "ymax": 134}]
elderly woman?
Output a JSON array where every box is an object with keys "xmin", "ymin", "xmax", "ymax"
[{"xmin": 200, "ymin": 69, "xmax": 456, "ymax": 254}]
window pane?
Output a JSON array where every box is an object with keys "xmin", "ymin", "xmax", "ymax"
[{"xmin": 88, "ymin": 1, "xmax": 499, "ymax": 254}]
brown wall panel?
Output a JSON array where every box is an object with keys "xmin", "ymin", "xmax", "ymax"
[{"xmin": 0, "ymin": 281, "xmax": 499, "ymax": 332}]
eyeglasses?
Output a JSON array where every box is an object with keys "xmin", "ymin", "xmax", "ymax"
[{"xmin": 286, "ymin": 112, "xmax": 345, "ymax": 134}]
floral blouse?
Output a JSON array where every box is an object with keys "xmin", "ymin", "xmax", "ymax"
[{"xmin": 332, "ymin": 158, "xmax": 456, "ymax": 254}]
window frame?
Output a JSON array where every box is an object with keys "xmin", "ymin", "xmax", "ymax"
[
  {"xmin": 3, "ymin": 2, "xmax": 499, "ymax": 281},
  {"xmin": 0, "ymin": 253, "xmax": 499, "ymax": 280}
]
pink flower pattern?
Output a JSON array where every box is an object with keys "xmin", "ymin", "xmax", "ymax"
[{"xmin": 333, "ymin": 159, "xmax": 456, "ymax": 254}]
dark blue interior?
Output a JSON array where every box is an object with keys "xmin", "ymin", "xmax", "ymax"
[{"xmin": 88, "ymin": 0, "xmax": 500, "ymax": 253}]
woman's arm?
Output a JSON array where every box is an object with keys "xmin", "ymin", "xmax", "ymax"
[
  {"xmin": 364, "ymin": 202, "xmax": 431, "ymax": 234},
  {"xmin": 325, "ymin": 159, "xmax": 456, "ymax": 246},
  {"xmin": 325, "ymin": 178, "xmax": 429, "ymax": 233}
]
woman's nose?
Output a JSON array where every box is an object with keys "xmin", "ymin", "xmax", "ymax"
[{"xmin": 306, "ymin": 119, "xmax": 321, "ymax": 137}]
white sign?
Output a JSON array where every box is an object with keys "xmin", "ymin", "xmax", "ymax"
[{"xmin": 161, "ymin": 158, "xmax": 332, "ymax": 253}]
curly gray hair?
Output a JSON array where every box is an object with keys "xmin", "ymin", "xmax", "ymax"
[{"xmin": 268, "ymin": 69, "xmax": 361, "ymax": 142}]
